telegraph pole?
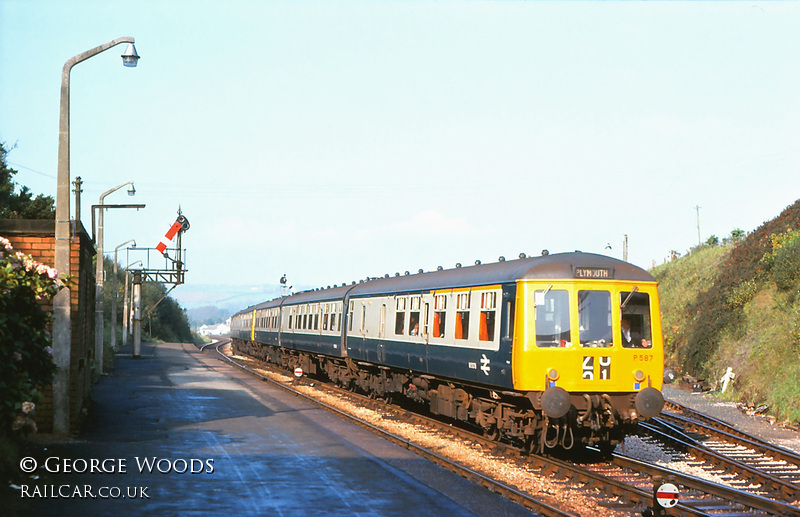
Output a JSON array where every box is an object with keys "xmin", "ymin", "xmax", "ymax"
[
  {"xmin": 695, "ymin": 205, "xmax": 702, "ymax": 246},
  {"xmin": 623, "ymin": 234, "xmax": 628, "ymax": 262}
]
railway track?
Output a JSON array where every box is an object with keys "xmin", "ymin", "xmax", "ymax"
[
  {"xmin": 638, "ymin": 399, "xmax": 800, "ymax": 505},
  {"xmin": 209, "ymin": 339, "xmax": 800, "ymax": 516}
]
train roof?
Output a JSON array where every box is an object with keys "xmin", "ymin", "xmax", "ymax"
[{"xmin": 233, "ymin": 252, "xmax": 654, "ymax": 317}]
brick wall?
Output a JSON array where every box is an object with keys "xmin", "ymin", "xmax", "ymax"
[{"xmin": 1, "ymin": 219, "xmax": 96, "ymax": 434}]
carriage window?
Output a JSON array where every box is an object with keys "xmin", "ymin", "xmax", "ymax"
[
  {"xmin": 433, "ymin": 295, "xmax": 446, "ymax": 338},
  {"xmin": 479, "ymin": 292, "xmax": 496, "ymax": 342},
  {"xmin": 620, "ymin": 291, "xmax": 652, "ymax": 348},
  {"xmin": 348, "ymin": 301, "xmax": 354, "ymax": 332},
  {"xmin": 323, "ymin": 313, "xmax": 329, "ymax": 331},
  {"xmin": 395, "ymin": 312, "xmax": 404, "ymax": 334},
  {"xmin": 395, "ymin": 297, "xmax": 406, "ymax": 334},
  {"xmin": 579, "ymin": 290, "xmax": 613, "ymax": 348},
  {"xmin": 535, "ymin": 289, "xmax": 571, "ymax": 347},
  {"xmin": 455, "ymin": 293, "xmax": 470, "ymax": 340},
  {"xmin": 409, "ymin": 311, "xmax": 420, "ymax": 336}
]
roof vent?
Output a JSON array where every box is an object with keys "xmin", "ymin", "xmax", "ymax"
[
  {"xmin": 418, "ymin": 269, "xmax": 424, "ymax": 274},
  {"xmin": 475, "ymin": 260, "xmax": 481, "ymax": 265},
  {"xmin": 385, "ymin": 274, "xmax": 390, "ymax": 278},
  {"xmin": 455, "ymin": 263, "xmax": 462, "ymax": 268},
  {"xmin": 437, "ymin": 266, "xmax": 443, "ymax": 271},
  {"xmin": 519, "ymin": 253, "xmax": 527, "ymax": 259},
  {"xmin": 541, "ymin": 249, "xmax": 550, "ymax": 256},
  {"xmin": 404, "ymin": 271, "xmax": 410, "ymax": 275},
  {"xmin": 395, "ymin": 272, "xmax": 400, "ymax": 277},
  {"xmin": 498, "ymin": 256, "xmax": 505, "ymax": 262}
]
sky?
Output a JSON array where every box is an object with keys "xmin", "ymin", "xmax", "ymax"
[{"xmin": 2, "ymin": 1, "xmax": 799, "ymax": 312}]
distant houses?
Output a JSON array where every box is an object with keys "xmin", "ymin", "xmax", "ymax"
[{"xmin": 196, "ymin": 317, "xmax": 231, "ymax": 337}]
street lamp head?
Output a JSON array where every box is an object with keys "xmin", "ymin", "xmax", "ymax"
[
  {"xmin": 127, "ymin": 183, "xmax": 136, "ymax": 196},
  {"xmin": 121, "ymin": 43, "xmax": 140, "ymax": 67}
]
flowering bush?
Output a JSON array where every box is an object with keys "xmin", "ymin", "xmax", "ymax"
[{"xmin": 0, "ymin": 236, "xmax": 60, "ymax": 436}]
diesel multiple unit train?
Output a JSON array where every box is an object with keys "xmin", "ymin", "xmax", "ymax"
[{"xmin": 231, "ymin": 252, "xmax": 665, "ymax": 453}]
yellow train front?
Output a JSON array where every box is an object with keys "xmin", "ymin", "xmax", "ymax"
[{"xmin": 509, "ymin": 256, "xmax": 664, "ymax": 453}]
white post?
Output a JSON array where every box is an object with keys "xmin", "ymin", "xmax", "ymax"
[
  {"xmin": 122, "ymin": 269, "xmax": 130, "ymax": 349},
  {"xmin": 133, "ymin": 270, "xmax": 142, "ymax": 358}
]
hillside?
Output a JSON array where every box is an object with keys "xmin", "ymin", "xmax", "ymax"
[
  {"xmin": 187, "ymin": 305, "xmax": 231, "ymax": 328},
  {"xmin": 652, "ymin": 200, "xmax": 800, "ymax": 424}
]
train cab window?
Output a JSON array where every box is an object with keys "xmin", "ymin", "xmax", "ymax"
[
  {"xmin": 620, "ymin": 291, "xmax": 653, "ymax": 348},
  {"xmin": 535, "ymin": 289, "xmax": 571, "ymax": 347},
  {"xmin": 479, "ymin": 292, "xmax": 497, "ymax": 342},
  {"xmin": 579, "ymin": 290, "xmax": 613, "ymax": 348},
  {"xmin": 455, "ymin": 293, "xmax": 470, "ymax": 340},
  {"xmin": 433, "ymin": 295, "xmax": 447, "ymax": 338}
]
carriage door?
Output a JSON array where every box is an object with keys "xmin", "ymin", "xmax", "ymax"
[{"xmin": 378, "ymin": 304, "xmax": 386, "ymax": 362}]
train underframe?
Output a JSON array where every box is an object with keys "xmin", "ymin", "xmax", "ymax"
[{"xmin": 233, "ymin": 339, "xmax": 653, "ymax": 454}]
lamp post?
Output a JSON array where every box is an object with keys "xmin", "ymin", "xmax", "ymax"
[
  {"xmin": 111, "ymin": 239, "xmax": 136, "ymax": 351},
  {"xmin": 52, "ymin": 37, "xmax": 139, "ymax": 434},
  {"xmin": 95, "ymin": 181, "xmax": 136, "ymax": 375},
  {"xmin": 122, "ymin": 260, "xmax": 142, "ymax": 349}
]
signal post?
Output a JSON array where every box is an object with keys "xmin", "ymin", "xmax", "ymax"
[{"xmin": 130, "ymin": 211, "xmax": 190, "ymax": 357}]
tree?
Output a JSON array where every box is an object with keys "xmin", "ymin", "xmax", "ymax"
[
  {"xmin": 101, "ymin": 257, "xmax": 194, "ymax": 345},
  {"xmin": 0, "ymin": 142, "xmax": 55, "ymax": 220}
]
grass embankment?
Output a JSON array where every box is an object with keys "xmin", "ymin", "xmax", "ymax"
[{"xmin": 652, "ymin": 200, "xmax": 800, "ymax": 425}]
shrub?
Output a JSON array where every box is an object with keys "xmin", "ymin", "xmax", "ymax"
[
  {"xmin": 770, "ymin": 231, "xmax": 800, "ymax": 290},
  {"xmin": 0, "ymin": 236, "xmax": 60, "ymax": 437}
]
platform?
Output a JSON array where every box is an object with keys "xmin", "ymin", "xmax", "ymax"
[{"xmin": 11, "ymin": 341, "xmax": 535, "ymax": 516}]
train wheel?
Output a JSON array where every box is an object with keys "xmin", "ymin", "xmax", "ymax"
[{"xmin": 483, "ymin": 425, "xmax": 500, "ymax": 441}]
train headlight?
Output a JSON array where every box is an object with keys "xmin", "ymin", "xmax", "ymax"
[
  {"xmin": 548, "ymin": 369, "xmax": 559, "ymax": 381},
  {"xmin": 634, "ymin": 370, "xmax": 645, "ymax": 382}
]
